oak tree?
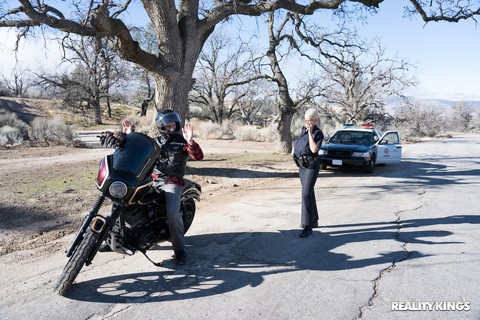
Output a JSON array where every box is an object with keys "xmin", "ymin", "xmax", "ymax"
[{"xmin": 2, "ymin": 0, "xmax": 478, "ymax": 124}]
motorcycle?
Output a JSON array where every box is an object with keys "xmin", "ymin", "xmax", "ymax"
[{"xmin": 54, "ymin": 132, "xmax": 201, "ymax": 296}]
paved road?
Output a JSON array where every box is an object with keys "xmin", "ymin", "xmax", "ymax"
[{"xmin": 1, "ymin": 134, "xmax": 479, "ymax": 320}]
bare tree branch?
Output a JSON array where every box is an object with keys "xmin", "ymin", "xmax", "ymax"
[
  {"xmin": 409, "ymin": 0, "xmax": 480, "ymax": 23},
  {"xmin": 189, "ymin": 32, "xmax": 262, "ymax": 123},
  {"xmin": 315, "ymin": 38, "xmax": 416, "ymax": 125},
  {"xmin": 1, "ymin": 0, "xmax": 477, "ymax": 124}
]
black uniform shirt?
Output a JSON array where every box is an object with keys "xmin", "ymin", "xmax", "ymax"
[{"xmin": 294, "ymin": 126, "xmax": 324, "ymax": 158}]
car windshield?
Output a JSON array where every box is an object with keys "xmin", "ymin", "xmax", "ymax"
[{"xmin": 329, "ymin": 131, "xmax": 374, "ymax": 145}]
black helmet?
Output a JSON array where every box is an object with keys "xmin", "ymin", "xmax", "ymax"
[{"xmin": 155, "ymin": 110, "xmax": 181, "ymax": 136}]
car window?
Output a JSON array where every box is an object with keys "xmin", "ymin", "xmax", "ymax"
[
  {"xmin": 381, "ymin": 132, "xmax": 399, "ymax": 144},
  {"xmin": 356, "ymin": 132, "xmax": 374, "ymax": 145},
  {"xmin": 330, "ymin": 132, "xmax": 345, "ymax": 143},
  {"xmin": 329, "ymin": 131, "xmax": 374, "ymax": 145}
]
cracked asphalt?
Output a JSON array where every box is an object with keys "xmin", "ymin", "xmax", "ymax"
[{"xmin": 1, "ymin": 134, "xmax": 479, "ymax": 320}]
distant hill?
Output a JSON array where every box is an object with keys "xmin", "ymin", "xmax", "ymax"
[
  {"xmin": 0, "ymin": 96, "xmax": 136, "ymax": 128},
  {"xmin": 0, "ymin": 97, "xmax": 54, "ymax": 124},
  {"xmin": 415, "ymin": 98, "xmax": 480, "ymax": 108},
  {"xmin": 384, "ymin": 97, "xmax": 480, "ymax": 115}
]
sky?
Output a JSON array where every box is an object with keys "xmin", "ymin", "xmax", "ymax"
[
  {"xmin": 350, "ymin": 1, "xmax": 480, "ymax": 101},
  {"xmin": 0, "ymin": 0, "xmax": 479, "ymax": 101}
]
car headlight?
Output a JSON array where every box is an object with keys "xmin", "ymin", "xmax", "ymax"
[
  {"xmin": 318, "ymin": 149, "xmax": 327, "ymax": 155},
  {"xmin": 109, "ymin": 181, "xmax": 128, "ymax": 199},
  {"xmin": 352, "ymin": 152, "xmax": 371, "ymax": 158}
]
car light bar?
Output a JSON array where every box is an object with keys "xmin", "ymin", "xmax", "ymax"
[
  {"xmin": 343, "ymin": 123, "xmax": 355, "ymax": 127},
  {"xmin": 361, "ymin": 123, "xmax": 374, "ymax": 128}
]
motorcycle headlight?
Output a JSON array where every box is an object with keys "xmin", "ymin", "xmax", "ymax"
[{"xmin": 109, "ymin": 181, "xmax": 128, "ymax": 199}]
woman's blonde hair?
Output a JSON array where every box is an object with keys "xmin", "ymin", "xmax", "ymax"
[{"xmin": 305, "ymin": 108, "xmax": 320, "ymax": 121}]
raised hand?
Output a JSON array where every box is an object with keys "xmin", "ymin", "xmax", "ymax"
[
  {"xmin": 182, "ymin": 121, "xmax": 194, "ymax": 145},
  {"xmin": 122, "ymin": 119, "xmax": 133, "ymax": 134},
  {"xmin": 305, "ymin": 120, "xmax": 314, "ymax": 133}
]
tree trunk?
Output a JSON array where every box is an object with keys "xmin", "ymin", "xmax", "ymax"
[
  {"xmin": 277, "ymin": 103, "xmax": 295, "ymax": 153},
  {"xmin": 92, "ymin": 98, "xmax": 102, "ymax": 125},
  {"xmin": 140, "ymin": 100, "xmax": 148, "ymax": 116},
  {"xmin": 266, "ymin": 12, "xmax": 299, "ymax": 154},
  {"xmin": 106, "ymin": 96, "xmax": 112, "ymax": 118},
  {"xmin": 271, "ymin": 73, "xmax": 297, "ymax": 154},
  {"xmin": 153, "ymin": 74, "xmax": 191, "ymax": 122},
  {"xmin": 146, "ymin": 73, "xmax": 193, "ymax": 135}
]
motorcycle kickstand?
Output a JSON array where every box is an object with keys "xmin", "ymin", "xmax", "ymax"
[{"xmin": 140, "ymin": 249, "xmax": 164, "ymax": 267}]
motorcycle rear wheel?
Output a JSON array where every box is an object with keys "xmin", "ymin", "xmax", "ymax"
[{"xmin": 54, "ymin": 228, "xmax": 101, "ymax": 296}]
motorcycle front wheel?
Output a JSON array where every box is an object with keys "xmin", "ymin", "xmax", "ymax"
[{"xmin": 54, "ymin": 228, "xmax": 101, "ymax": 296}]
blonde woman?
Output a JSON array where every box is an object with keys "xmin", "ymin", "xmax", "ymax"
[{"xmin": 292, "ymin": 108, "xmax": 324, "ymax": 238}]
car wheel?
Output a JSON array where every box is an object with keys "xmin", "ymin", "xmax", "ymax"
[{"xmin": 364, "ymin": 154, "xmax": 375, "ymax": 173}]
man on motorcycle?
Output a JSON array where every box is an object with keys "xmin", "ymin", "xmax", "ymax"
[{"xmin": 101, "ymin": 110, "xmax": 204, "ymax": 265}]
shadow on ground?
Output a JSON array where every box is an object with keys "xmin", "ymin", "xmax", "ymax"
[{"xmin": 63, "ymin": 214, "xmax": 478, "ymax": 303}]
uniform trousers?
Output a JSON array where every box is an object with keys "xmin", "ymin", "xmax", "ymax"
[{"xmin": 299, "ymin": 164, "xmax": 320, "ymax": 228}]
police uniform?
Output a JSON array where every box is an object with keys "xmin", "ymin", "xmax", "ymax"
[{"xmin": 293, "ymin": 126, "xmax": 324, "ymax": 229}]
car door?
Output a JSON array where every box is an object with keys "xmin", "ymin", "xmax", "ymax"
[{"xmin": 375, "ymin": 131, "xmax": 402, "ymax": 164}]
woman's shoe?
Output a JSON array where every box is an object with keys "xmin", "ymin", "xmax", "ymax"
[{"xmin": 299, "ymin": 226, "xmax": 312, "ymax": 238}]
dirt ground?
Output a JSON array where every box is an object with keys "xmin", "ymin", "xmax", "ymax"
[
  {"xmin": 0, "ymin": 142, "xmax": 294, "ymax": 257},
  {"xmin": 0, "ymin": 96, "xmax": 293, "ymax": 259}
]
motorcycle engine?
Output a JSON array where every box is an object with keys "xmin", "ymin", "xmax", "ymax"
[
  {"xmin": 129, "ymin": 222, "xmax": 168, "ymax": 250},
  {"xmin": 123, "ymin": 205, "xmax": 169, "ymax": 250},
  {"xmin": 123, "ymin": 206, "xmax": 148, "ymax": 228}
]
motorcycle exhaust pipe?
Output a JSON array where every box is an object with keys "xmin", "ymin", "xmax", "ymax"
[{"xmin": 91, "ymin": 216, "xmax": 107, "ymax": 234}]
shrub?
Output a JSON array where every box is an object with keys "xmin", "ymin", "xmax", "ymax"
[
  {"xmin": 193, "ymin": 120, "xmax": 227, "ymax": 139},
  {"xmin": 31, "ymin": 116, "xmax": 77, "ymax": 145},
  {"xmin": 0, "ymin": 111, "xmax": 30, "ymax": 140},
  {"xmin": 233, "ymin": 123, "xmax": 279, "ymax": 142},
  {"xmin": 129, "ymin": 112, "xmax": 154, "ymax": 134},
  {"xmin": 0, "ymin": 126, "xmax": 23, "ymax": 146}
]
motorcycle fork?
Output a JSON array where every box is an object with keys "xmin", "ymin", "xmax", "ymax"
[
  {"xmin": 85, "ymin": 204, "xmax": 124, "ymax": 266},
  {"xmin": 66, "ymin": 195, "xmax": 105, "ymax": 257}
]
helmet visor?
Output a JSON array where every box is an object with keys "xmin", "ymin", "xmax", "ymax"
[
  {"xmin": 156, "ymin": 112, "xmax": 180, "ymax": 126},
  {"xmin": 156, "ymin": 111, "xmax": 181, "ymax": 135}
]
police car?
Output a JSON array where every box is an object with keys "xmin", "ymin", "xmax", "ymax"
[{"xmin": 318, "ymin": 124, "xmax": 402, "ymax": 173}]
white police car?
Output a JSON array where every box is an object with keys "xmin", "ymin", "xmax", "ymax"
[{"xmin": 319, "ymin": 124, "xmax": 402, "ymax": 173}]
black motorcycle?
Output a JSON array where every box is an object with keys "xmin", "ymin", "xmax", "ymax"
[{"xmin": 54, "ymin": 132, "xmax": 201, "ymax": 296}]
